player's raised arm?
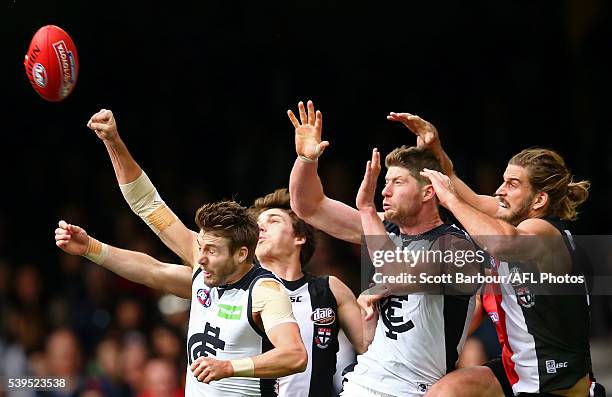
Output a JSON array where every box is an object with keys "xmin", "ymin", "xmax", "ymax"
[
  {"xmin": 54, "ymin": 220, "xmax": 192, "ymax": 299},
  {"xmin": 86, "ymin": 109, "xmax": 198, "ymax": 265},
  {"xmin": 288, "ymin": 100, "xmax": 369, "ymax": 244},
  {"xmin": 388, "ymin": 112, "xmax": 498, "ymax": 216}
]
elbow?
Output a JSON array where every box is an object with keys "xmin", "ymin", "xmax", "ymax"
[
  {"xmin": 290, "ymin": 346, "xmax": 308, "ymax": 374},
  {"xmin": 484, "ymin": 238, "xmax": 514, "ymax": 261},
  {"xmin": 289, "ymin": 196, "xmax": 316, "ymax": 220},
  {"xmin": 355, "ymin": 341, "xmax": 368, "ymax": 355},
  {"xmin": 477, "ymin": 226, "xmax": 519, "ymax": 261}
]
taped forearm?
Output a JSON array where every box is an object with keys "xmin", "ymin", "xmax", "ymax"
[{"xmin": 119, "ymin": 171, "xmax": 177, "ymax": 234}]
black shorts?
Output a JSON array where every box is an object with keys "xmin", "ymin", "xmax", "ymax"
[
  {"xmin": 483, "ymin": 358, "xmax": 514, "ymax": 397},
  {"xmin": 483, "ymin": 358, "xmax": 606, "ymax": 397}
]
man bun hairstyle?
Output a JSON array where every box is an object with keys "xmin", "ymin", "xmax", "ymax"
[{"xmin": 509, "ymin": 148, "xmax": 590, "ymax": 221}]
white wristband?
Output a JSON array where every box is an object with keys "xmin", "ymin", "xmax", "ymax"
[
  {"xmin": 230, "ymin": 357, "xmax": 255, "ymax": 377},
  {"xmin": 298, "ymin": 155, "xmax": 317, "ymax": 164},
  {"xmin": 298, "ymin": 142, "xmax": 323, "ymax": 163}
]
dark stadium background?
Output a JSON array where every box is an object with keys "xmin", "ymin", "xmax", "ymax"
[{"xmin": 1, "ymin": 0, "xmax": 611, "ymax": 395}]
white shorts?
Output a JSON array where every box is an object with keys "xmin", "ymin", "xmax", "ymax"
[{"xmin": 340, "ymin": 379, "xmax": 429, "ymax": 397}]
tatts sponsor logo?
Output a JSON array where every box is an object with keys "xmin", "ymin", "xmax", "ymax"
[
  {"xmin": 314, "ymin": 327, "xmax": 332, "ymax": 349},
  {"xmin": 311, "ymin": 307, "xmax": 335, "ymax": 325},
  {"xmin": 32, "ymin": 63, "xmax": 47, "ymax": 87},
  {"xmin": 52, "ymin": 40, "xmax": 76, "ymax": 98},
  {"xmin": 197, "ymin": 288, "xmax": 212, "ymax": 307}
]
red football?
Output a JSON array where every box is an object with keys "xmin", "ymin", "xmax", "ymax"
[{"xmin": 24, "ymin": 25, "xmax": 79, "ymax": 102}]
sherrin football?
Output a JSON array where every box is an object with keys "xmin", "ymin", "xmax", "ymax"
[{"xmin": 24, "ymin": 25, "xmax": 79, "ymax": 102}]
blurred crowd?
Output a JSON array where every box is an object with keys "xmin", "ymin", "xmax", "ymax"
[{"xmin": 0, "ymin": 252, "xmax": 187, "ymax": 397}]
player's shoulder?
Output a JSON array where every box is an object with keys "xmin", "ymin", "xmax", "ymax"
[
  {"xmin": 432, "ymin": 222, "xmax": 469, "ymax": 239},
  {"xmin": 233, "ymin": 265, "xmax": 282, "ymax": 292},
  {"xmin": 518, "ymin": 216, "xmax": 564, "ymax": 236},
  {"xmin": 300, "ymin": 272, "xmax": 332, "ymax": 293},
  {"xmin": 300, "ymin": 272, "xmax": 342, "ymax": 305},
  {"xmin": 327, "ymin": 275, "xmax": 355, "ymax": 304}
]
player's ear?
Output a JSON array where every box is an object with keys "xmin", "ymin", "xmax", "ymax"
[
  {"xmin": 422, "ymin": 184, "xmax": 436, "ymax": 202},
  {"xmin": 237, "ymin": 246, "xmax": 249, "ymax": 263},
  {"xmin": 532, "ymin": 191, "xmax": 548, "ymax": 211},
  {"xmin": 294, "ymin": 235, "xmax": 306, "ymax": 247}
]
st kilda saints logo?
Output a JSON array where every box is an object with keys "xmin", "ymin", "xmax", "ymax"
[
  {"xmin": 509, "ymin": 265, "xmax": 535, "ymax": 308},
  {"xmin": 380, "ymin": 296, "xmax": 414, "ymax": 340},
  {"xmin": 314, "ymin": 327, "xmax": 332, "ymax": 349},
  {"xmin": 516, "ymin": 286, "xmax": 535, "ymax": 308},
  {"xmin": 311, "ymin": 307, "xmax": 335, "ymax": 325}
]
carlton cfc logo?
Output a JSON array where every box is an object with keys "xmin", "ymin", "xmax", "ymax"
[{"xmin": 197, "ymin": 288, "xmax": 212, "ymax": 307}]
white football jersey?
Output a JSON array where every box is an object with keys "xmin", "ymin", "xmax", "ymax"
[
  {"xmin": 185, "ymin": 265, "xmax": 280, "ymax": 396},
  {"xmin": 345, "ymin": 223, "xmax": 477, "ymax": 396}
]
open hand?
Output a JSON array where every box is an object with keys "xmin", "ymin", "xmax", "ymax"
[
  {"xmin": 288, "ymin": 100, "xmax": 329, "ymax": 161},
  {"xmin": 420, "ymin": 168, "xmax": 458, "ymax": 208},
  {"xmin": 358, "ymin": 284, "xmax": 390, "ymax": 321},
  {"xmin": 387, "ymin": 112, "xmax": 439, "ymax": 148},
  {"xmin": 356, "ymin": 149, "xmax": 381, "ymax": 211}
]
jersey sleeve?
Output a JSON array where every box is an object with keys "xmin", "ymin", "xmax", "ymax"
[{"xmin": 251, "ymin": 279, "xmax": 297, "ymax": 332}]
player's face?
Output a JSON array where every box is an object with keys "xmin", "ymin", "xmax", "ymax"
[
  {"xmin": 256, "ymin": 209, "xmax": 302, "ymax": 262},
  {"xmin": 381, "ymin": 166, "xmax": 427, "ymax": 224},
  {"xmin": 196, "ymin": 231, "xmax": 241, "ymax": 287},
  {"xmin": 494, "ymin": 164, "xmax": 536, "ymax": 226}
]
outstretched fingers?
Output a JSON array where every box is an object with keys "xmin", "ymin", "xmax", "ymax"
[
  {"xmin": 298, "ymin": 101, "xmax": 307, "ymax": 125},
  {"xmin": 314, "ymin": 109, "xmax": 323, "ymax": 132},
  {"xmin": 287, "ymin": 109, "xmax": 300, "ymax": 129},
  {"xmin": 307, "ymin": 100, "xmax": 316, "ymax": 126}
]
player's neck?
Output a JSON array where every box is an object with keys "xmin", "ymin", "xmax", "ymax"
[
  {"xmin": 259, "ymin": 253, "xmax": 304, "ymax": 281},
  {"xmin": 398, "ymin": 212, "xmax": 443, "ymax": 236},
  {"xmin": 224, "ymin": 262, "xmax": 255, "ymax": 285}
]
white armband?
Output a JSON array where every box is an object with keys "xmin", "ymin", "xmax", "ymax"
[{"xmin": 119, "ymin": 172, "xmax": 177, "ymax": 234}]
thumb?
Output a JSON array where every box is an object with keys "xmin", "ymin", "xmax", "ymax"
[
  {"xmin": 365, "ymin": 306, "xmax": 377, "ymax": 321},
  {"xmin": 315, "ymin": 141, "xmax": 330, "ymax": 156},
  {"xmin": 67, "ymin": 224, "xmax": 83, "ymax": 234},
  {"xmin": 102, "ymin": 109, "xmax": 113, "ymax": 122},
  {"xmin": 58, "ymin": 220, "xmax": 68, "ymax": 230}
]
